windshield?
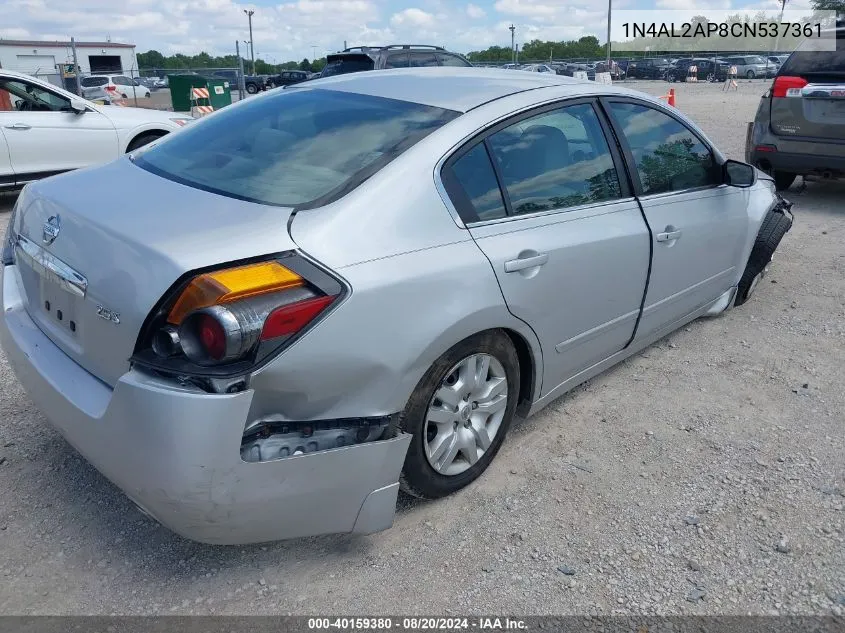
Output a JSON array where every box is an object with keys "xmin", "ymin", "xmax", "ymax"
[
  {"xmin": 320, "ymin": 56, "xmax": 374, "ymax": 77},
  {"xmin": 135, "ymin": 88, "xmax": 458, "ymax": 208}
]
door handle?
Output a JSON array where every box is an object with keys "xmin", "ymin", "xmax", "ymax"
[
  {"xmin": 504, "ymin": 253, "xmax": 549, "ymax": 273},
  {"xmin": 4, "ymin": 123, "xmax": 31, "ymax": 130},
  {"xmin": 656, "ymin": 229, "xmax": 682, "ymax": 242}
]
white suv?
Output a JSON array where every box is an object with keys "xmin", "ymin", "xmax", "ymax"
[{"xmin": 80, "ymin": 74, "xmax": 151, "ymax": 100}]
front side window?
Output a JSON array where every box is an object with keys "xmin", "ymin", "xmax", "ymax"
[
  {"xmin": 486, "ymin": 103, "xmax": 622, "ymax": 215},
  {"xmin": 136, "ymin": 88, "xmax": 459, "ymax": 208},
  {"xmin": 608, "ymin": 102, "xmax": 719, "ymax": 195},
  {"xmin": 0, "ymin": 79, "xmax": 70, "ymax": 112}
]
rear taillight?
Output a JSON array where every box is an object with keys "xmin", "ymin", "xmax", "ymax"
[
  {"xmin": 104, "ymin": 85, "xmax": 117, "ymax": 92},
  {"xmin": 134, "ymin": 254, "xmax": 344, "ymax": 375},
  {"xmin": 772, "ymin": 76, "xmax": 807, "ymax": 98}
]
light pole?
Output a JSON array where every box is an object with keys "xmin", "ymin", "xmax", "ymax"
[
  {"xmin": 244, "ymin": 9, "xmax": 255, "ymax": 75},
  {"xmin": 243, "ymin": 40, "xmax": 251, "ymax": 73},
  {"xmin": 606, "ymin": 0, "xmax": 612, "ymax": 66},
  {"xmin": 509, "ymin": 24, "xmax": 515, "ymax": 64}
]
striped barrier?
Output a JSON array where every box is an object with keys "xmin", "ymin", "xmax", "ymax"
[{"xmin": 190, "ymin": 87, "xmax": 214, "ymax": 117}]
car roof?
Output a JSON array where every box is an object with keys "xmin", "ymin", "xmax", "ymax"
[{"xmin": 298, "ymin": 67, "xmax": 645, "ymax": 112}]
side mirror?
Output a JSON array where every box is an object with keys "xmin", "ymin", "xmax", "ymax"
[
  {"xmin": 69, "ymin": 98, "xmax": 87, "ymax": 114},
  {"xmin": 724, "ymin": 159, "xmax": 755, "ymax": 187}
]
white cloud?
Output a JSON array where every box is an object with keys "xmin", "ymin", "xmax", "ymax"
[
  {"xmin": 466, "ymin": 3, "xmax": 486, "ymax": 18},
  {"xmin": 655, "ymin": 0, "xmax": 732, "ymax": 9},
  {"xmin": 389, "ymin": 7, "xmax": 437, "ymax": 28}
]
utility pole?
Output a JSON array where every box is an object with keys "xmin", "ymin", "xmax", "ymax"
[
  {"xmin": 606, "ymin": 0, "xmax": 612, "ymax": 66},
  {"xmin": 244, "ymin": 9, "xmax": 255, "ymax": 75},
  {"xmin": 235, "ymin": 40, "xmax": 245, "ymax": 100},
  {"xmin": 509, "ymin": 24, "xmax": 516, "ymax": 64},
  {"xmin": 70, "ymin": 37, "xmax": 82, "ymax": 96}
]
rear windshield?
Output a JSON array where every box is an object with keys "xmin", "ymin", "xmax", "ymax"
[
  {"xmin": 135, "ymin": 88, "xmax": 458, "ymax": 208},
  {"xmin": 81, "ymin": 77, "xmax": 108, "ymax": 87},
  {"xmin": 320, "ymin": 55, "xmax": 374, "ymax": 77},
  {"xmin": 779, "ymin": 30, "xmax": 845, "ymax": 77}
]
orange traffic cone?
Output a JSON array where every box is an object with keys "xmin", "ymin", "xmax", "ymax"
[{"xmin": 668, "ymin": 88, "xmax": 676, "ymax": 107}]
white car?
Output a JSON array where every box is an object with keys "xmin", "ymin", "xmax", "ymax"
[
  {"xmin": 521, "ymin": 64, "xmax": 556, "ymax": 73},
  {"xmin": 0, "ymin": 70, "xmax": 192, "ymax": 188},
  {"xmin": 80, "ymin": 74, "xmax": 151, "ymax": 100}
]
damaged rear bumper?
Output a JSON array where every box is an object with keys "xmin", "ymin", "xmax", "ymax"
[{"xmin": 0, "ymin": 263, "xmax": 412, "ymax": 545}]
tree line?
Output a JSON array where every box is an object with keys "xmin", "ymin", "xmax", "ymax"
[{"xmin": 136, "ymin": 50, "xmax": 327, "ymax": 74}]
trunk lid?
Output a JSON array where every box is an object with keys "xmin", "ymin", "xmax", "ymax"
[
  {"xmin": 11, "ymin": 158, "xmax": 297, "ymax": 386},
  {"xmin": 770, "ymin": 35, "xmax": 845, "ymax": 143}
]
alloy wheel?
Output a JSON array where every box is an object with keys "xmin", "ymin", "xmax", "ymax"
[{"xmin": 424, "ymin": 354, "xmax": 508, "ymax": 476}]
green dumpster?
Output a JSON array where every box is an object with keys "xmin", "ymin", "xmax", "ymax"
[
  {"xmin": 167, "ymin": 74, "xmax": 209, "ymax": 113},
  {"xmin": 205, "ymin": 79, "xmax": 232, "ymax": 110}
]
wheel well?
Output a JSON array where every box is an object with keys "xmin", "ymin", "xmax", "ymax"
[
  {"xmin": 501, "ymin": 328, "xmax": 536, "ymax": 407},
  {"xmin": 126, "ymin": 130, "xmax": 168, "ymax": 153}
]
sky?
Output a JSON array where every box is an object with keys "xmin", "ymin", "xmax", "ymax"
[{"xmin": 0, "ymin": 0, "xmax": 814, "ymax": 63}]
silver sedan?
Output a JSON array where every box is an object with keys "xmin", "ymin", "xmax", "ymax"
[{"xmin": 0, "ymin": 68, "xmax": 793, "ymax": 544}]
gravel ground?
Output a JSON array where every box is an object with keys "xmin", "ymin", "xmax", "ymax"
[{"xmin": 0, "ymin": 80, "xmax": 843, "ymax": 616}]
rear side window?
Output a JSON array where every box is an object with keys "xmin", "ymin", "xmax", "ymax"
[
  {"xmin": 443, "ymin": 143, "xmax": 507, "ymax": 223},
  {"xmin": 487, "ymin": 103, "xmax": 622, "ymax": 215},
  {"xmin": 135, "ymin": 88, "xmax": 458, "ymax": 208},
  {"xmin": 609, "ymin": 102, "xmax": 719, "ymax": 194},
  {"xmin": 81, "ymin": 77, "xmax": 108, "ymax": 87},
  {"xmin": 409, "ymin": 53, "xmax": 438, "ymax": 67}
]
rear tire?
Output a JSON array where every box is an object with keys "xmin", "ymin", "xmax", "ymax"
[
  {"xmin": 746, "ymin": 70, "xmax": 756, "ymax": 79},
  {"xmin": 397, "ymin": 331, "xmax": 520, "ymax": 500},
  {"xmin": 246, "ymin": 83, "xmax": 258, "ymax": 94},
  {"xmin": 126, "ymin": 132, "xmax": 166, "ymax": 152},
  {"xmin": 773, "ymin": 171, "xmax": 797, "ymax": 191},
  {"xmin": 735, "ymin": 211, "xmax": 792, "ymax": 306}
]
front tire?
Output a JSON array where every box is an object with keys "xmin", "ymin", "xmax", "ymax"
[
  {"xmin": 746, "ymin": 70, "xmax": 756, "ymax": 79},
  {"xmin": 246, "ymin": 83, "xmax": 258, "ymax": 94},
  {"xmin": 398, "ymin": 331, "xmax": 520, "ymax": 499},
  {"xmin": 735, "ymin": 211, "xmax": 792, "ymax": 306}
]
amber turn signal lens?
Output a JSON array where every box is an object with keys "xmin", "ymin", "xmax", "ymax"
[{"xmin": 167, "ymin": 261, "xmax": 303, "ymax": 324}]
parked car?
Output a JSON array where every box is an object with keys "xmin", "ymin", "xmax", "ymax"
[
  {"xmin": 265, "ymin": 70, "xmax": 310, "ymax": 88},
  {"xmin": 626, "ymin": 58, "xmax": 671, "ymax": 79},
  {"xmin": 664, "ymin": 58, "xmax": 729, "ymax": 82},
  {"xmin": 520, "ymin": 64, "xmax": 556, "ymax": 73},
  {"xmin": 320, "ymin": 45, "xmax": 472, "ymax": 77},
  {"xmin": 1, "ymin": 68, "xmax": 793, "ymax": 545},
  {"xmin": 594, "ymin": 60, "xmax": 626, "ymax": 79},
  {"xmin": 719, "ymin": 55, "xmax": 775, "ymax": 79},
  {"xmin": 209, "ymin": 69, "xmax": 264, "ymax": 94},
  {"xmin": 0, "ymin": 69, "xmax": 192, "ymax": 188},
  {"xmin": 746, "ymin": 24, "xmax": 845, "ymax": 190},
  {"xmin": 80, "ymin": 74, "xmax": 151, "ymax": 100},
  {"xmin": 562, "ymin": 63, "xmax": 596, "ymax": 80}
]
